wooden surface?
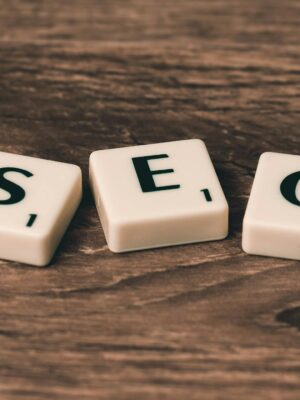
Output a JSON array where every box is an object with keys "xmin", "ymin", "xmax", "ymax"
[{"xmin": 0, "ymin": 1, "xmax": 300, "ymax": 399}]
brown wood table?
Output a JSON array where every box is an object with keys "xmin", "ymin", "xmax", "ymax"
[{"xmin": 0, "ymin": 1, "xmax": 300, "ymax": 399}]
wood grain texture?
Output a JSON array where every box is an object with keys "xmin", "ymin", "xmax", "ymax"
[{"xmin": 0, "ymin": 1, "xmax": 300, "ymax": 399}]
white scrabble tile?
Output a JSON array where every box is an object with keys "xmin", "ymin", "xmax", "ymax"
[
  {"xmin": 90, "ymin": 139, "xmax": 228, "ymax": 252},
  {"xmin": 0, "ymin": 152, "xmax": 82, "ymax": 266},
  {"xmin": 242, "ymin": 152, "xmax": 300, "ymax": 260}
]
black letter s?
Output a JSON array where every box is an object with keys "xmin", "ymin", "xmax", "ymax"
[{"xmin": 0, "ymin": 168, "xmax": 33, "ymax": 205}]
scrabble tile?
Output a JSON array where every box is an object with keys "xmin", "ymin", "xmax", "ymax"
[
  {"xmin": 242, "ymin": 152, "xmax": 300, "ymax": 260},
  {"xmin": 0, "ymin": 152, "xmax": 82, "ymax": 266},
  {"xmin": 90, "ymin": 139, "xmax": 228, "ymax": 252}
]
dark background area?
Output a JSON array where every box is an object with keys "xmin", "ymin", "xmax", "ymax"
[{"xmin": 0, "ymin": 1, "xmax": 299, "ymax": 399}]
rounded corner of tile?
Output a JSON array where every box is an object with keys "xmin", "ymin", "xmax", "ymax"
[
  {"xmin": 89, "ymin": 150, "xmax": 100, "ymax": 164},
  {"xmin": 259, "ymin": 151, "xmax": 275, "ymax": 162},
  {"xmin": 34, "ymin": 259, "xmax": 52, "ymax": 268},
  {"xmin": 190, "ymin": 138, "xmax": 206, "ymax": 148},
  {"xmin": 241, "ymin": 235, "xmax": 254, "ymax": 255},
  {"xmin": 217, "ymin": 230, "xmax": 229, "ymax": 241},
  {"xmin": 107, "ymin": 242, "xmax": 124, "ymax": 254},
  {"xmin": 73, "ymin": 163, "xmax": 83, "ymax": 176}
]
